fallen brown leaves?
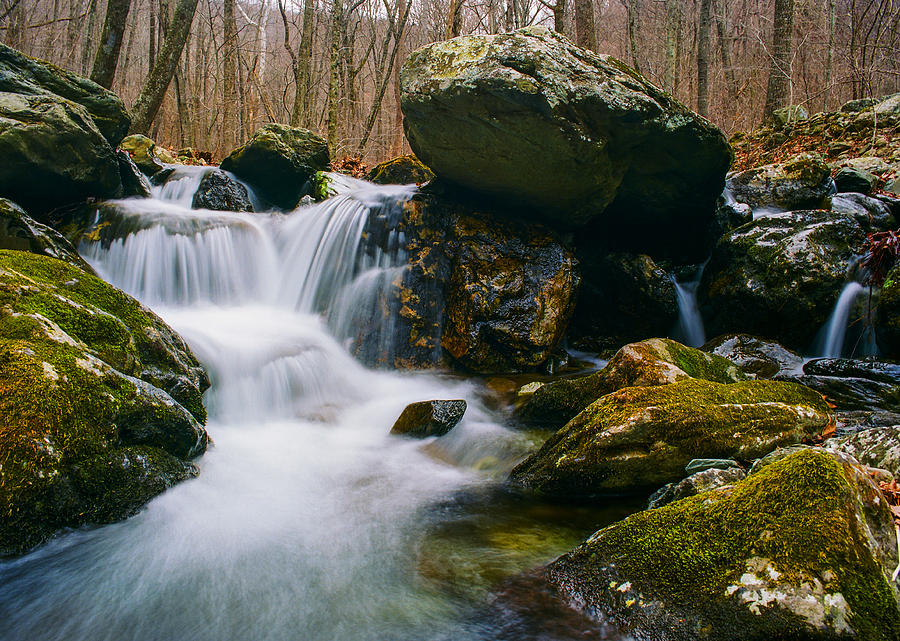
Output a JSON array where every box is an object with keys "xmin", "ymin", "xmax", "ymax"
[
  {"xmin": 331, "ymin": 155, "xmax": 368, "ymax": 178},
  {"xmin": 879, "ymin": 478, "xmax": 900, "ymax": 525}
]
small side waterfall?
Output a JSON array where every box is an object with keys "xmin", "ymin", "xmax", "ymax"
[
  {"xmin": 814, "ymin": 281, "xmax": 879, "ymax": 358},
  {"xmin": 671, "ymin": 269, "xmax": 707, "ymax": 348}
]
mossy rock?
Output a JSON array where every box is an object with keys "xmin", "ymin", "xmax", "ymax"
[
  {"xmin": 878, "ymin": 264, "xmax": 900, "ymax": 359},
  {"xmin": 827, "ymin": 427, "xmax": 900, "ymax": 479},
  {"xmin": 119, "ymin": 133, "xmax": 164, "ymax": 177},
  {"xmin": 509, "ymin": 378, "xmax": 831, "ymax": 497},
  {"xmin": 516, "ymin": 338, "xmax": 747, "ymax": 428},
  {"xmin": 0, "ymin": 250, "xmax": 210, "ymax": 554},
  {"xmin": 366, "ymin": 154, "xmax": 435, "ymax": 185},
  {"xmin": 0, "ymin": 198, "xmax": 93, "ymax": 271},
  {"xmin": 726, "ymin": 152, "xmax": 833, "ymax": 211},
  {"xmin": 220, "ymin": 124, "xmax": 330, "ymax": 210},
  {"xmin": 545, "ymin": 448, "xmax": 900, "ymax": 640}
]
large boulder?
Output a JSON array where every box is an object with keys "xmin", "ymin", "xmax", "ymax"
[
  {"xmin": 545, "ymin": 448, "xmax": 900, "ymax": 640},
  {"xmin": 516, "ymin": 338, "xmax": 746, "ymax": 428},
  {"xmin": 192, "ymin": 169, "xmax": 253, "ymax": 212},
  {"xmin": 220, "ymin": 124, "xmax": 330, "ymax": 210},
  {"xmin": 780, "ymin": 358, "xmax": 900, "ymax": 411},
  {"xmin": 878, "ymin": 264, "xmax": 900, "ymax": 359},
  {"xmin": 0, "ymin": 250, "xmax": 209, "ymax": 554},
  {"xmin": 702, "ymin": 333, "xmax": 804, "ymax": 378},
  {"xmin": 366, "ymin": 154, "xmax": 434, "ymax": 185},
  {"xmin": 400, "ymin": 26, "xmax": 732, "ymax": 260},
  {"xmin": 828, "ymin": 427, "xmax": 900, "ymax": 478},
  {"xmin": 701, "ymin": 210, "xmax": 867, "ymax": 350},
  {"xmin": 726, "ymin": 153, "xmax": 833, "ymax": 212},
  {"xmin": 0, "ymin": 198, "xmax": 93, "ymax": 271},
  {"xmin": 509, "ymin": 378, "xmax": 831, "ymax": 497}
]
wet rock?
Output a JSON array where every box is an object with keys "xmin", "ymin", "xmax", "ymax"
[
  {"xmin": 119, "ymin": 133, "xmax": 164, "ymax": 177},
  {"xmin": 220, "ymin": 124, "xmax": 330, "ymax": 210},
  {"xmin": 509, "ymin": 378, "xmax": 829, "ymax": 497},
  {"xmin": 647, "ymin": 466, "xmax": 745, "ymax": 509},
  {"xmin": 0, "ymin": 198, "xmax": 94, "ymax": 271},
  {"xmin": 400, "ymin": 26, "xmax": 731, "ymax": 260},
  {"xmin": 726, "ymin": 153, "xmax": 833, "ymax": 211},
  {"xmin": 366, "ymin": 154, "xmax": 434, "ymax": 185},
  {"xmin": 191, "ymin": 169, "xmax": 253, "ymax": 212},
  {"xmin": 834, "ymin": 166, "xmax": 878, "ymax": 194},
  {"xmin": 828, "ymin": 427, "xmax": 900, "ymax": 478},
  {"xmin": 831, "ymin": 155, "xmax": 895, "ymax": 177},
  {"xmin": 116, "ymin": 149, "xmax": 152, "ymax": 198},
  {"xmin": 568, "ymin": 252, "xmax": 677, "ymax": 351},
  {"xmin": 516, "ymin": 338, "xmax": 746, "ymax": 428},
  {"xmin": 878, "ymin": 265, "xmax": 900, "ymax": 358},
  {"xmin": 0, "ymin": 250, "xmax": 209, "ymax": 555},
  {"xmin": 545, "ymin": 448, "xmax": 900, "ymax": 640},
  {"xmin": 779, "ymin": 358, "xmax": 900, "ymax": 411},
  {"xmin": 830, "ymin": 192, "xmax": 894, "ymax": 231},
  {"xmin": 684, "ymin": 457, "xmax": 741, "ymax": 474},
  {"xmin": 390, "ymin": 399, "xmax": 467, "ymax": 438},
  {"xmin": 702, "ymin": 333, "xmax": 804, "ymax": 378},
  {"xmin": 840, "ymin": 98, "xmax": 877, "ymax": 113},
  {"xmin": 702, "ymin": 210, "xmax": 867, "ymax": 351}
]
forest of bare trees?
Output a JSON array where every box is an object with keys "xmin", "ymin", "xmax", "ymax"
[{"xmin": 2, "ymin": 0, "xmax": 899, "ymax": 162}]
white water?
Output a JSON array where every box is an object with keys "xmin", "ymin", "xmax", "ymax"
[
  {"xmin": 814, "ymin": 281, "xmax": 878, "ymax": 358},
  {"xmin": 672, "ymin": 273, "xmax": 707, "ymax": 348},
  {"xmin": 0, "ymin": 179, "xmax": 607, "ymax": 640}
]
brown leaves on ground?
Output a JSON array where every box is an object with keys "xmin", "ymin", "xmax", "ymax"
[
  {"xmin": 878, "ymin": 478, "xmax": 900, "ymax": 525},
  {"xmin": 331, "ymin": 155, "xmax": 368, "ymax": 178}
]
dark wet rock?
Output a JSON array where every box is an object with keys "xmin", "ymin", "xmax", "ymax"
[
  {"xmin": 702, "ymin": 334, "xmax": 804, "ymax": 378},
  {"xmin": 119, "ymin": 133, "xmax": 165, "ymax": 177},
  {"xmin": 515, "ymin": 338, "xmax": 746, "ymax": 429},
  {"xmin": 828, "ymin": 427, "xmax": 900, "ymax": 478},
  {"xmin": 568, "ymin": 252, "xmax": 678, "ymax": 351},
  {"xmin": 714, "ymin": 192, "xmax": 753, "ymax": 235},
  {"xmin": 684, "ymin": 457, "xmax": 741, "ymax": 474},
  {"xmin": 831, "ymin": 192, "xmax": 894, "ymax": 231},
  {"xmin": 390, "ymin": 399, "xmax": 467, "ymax": 438},
  {"xmin": 545, "ymin": 448, "xmax": 900, "ymax": 640},
  {"xmin": 191, "ymin": 169, "xmax": 253, "ymax": 212},
  {"xmin": 647, "ymin": 466, "xmax": 745, "ymax": 509},
  {"xmin": 778, "ymin": 358, "xmax": 900, "ymax": 411},
  {"xmin": 701, "ymin": 210, "xmax": 867, "ymax": 351},
  {"xmin": 879, "ymin": 265, "xmax": 900, "ymax": 359},
  {"xmin": 0, "ymin": 250, "xmax": 209, "ymax": 555},
  {"xmin": 834, "ymin": 166, "xmax": 878, "ymax": 194},
  {"xmin": 834, "ymin": 410, "xmax": 900, "ymax": 433},
  {"xmin": 400, "ymin": 26, "xmax": 731, "ymax": 261},
  {"xmin": 509, "ymin": 378, "xmax": 829, "ymax": 497},
  {"xmin": 220, "ymin": 124, "xmax": 330, "ymax": 210},
  {"xmin": 116, "ymin": 149, "xmax": 152, "ymax": 198},
  {"xmin": 0, "ymin": 198, "xmax": 93, "ymax": 271},
  {"xmin": 726, "ymin": 153, "xmax": 833, "ymax": 211},
  {"xmin": 366, "ymin": 154, "xmax": 434, "ymax": 185}
]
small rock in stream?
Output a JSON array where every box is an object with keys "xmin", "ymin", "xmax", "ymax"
[{"xmin": 390, "ymin": 399, "xmax": 467, "ymax": 438}]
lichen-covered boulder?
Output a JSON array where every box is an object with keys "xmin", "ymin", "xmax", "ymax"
[
  {"xmin": 366, "ymin": 154, "xmax": 434, "ymax": 185},
  {"xmin": 119, "ymin": 133, "xmax": 164, "ymax": 177},
  {"xmin": 192, "ymin": 169, "xmax": 253, "ymax": 212},
  {"xmin": 0, "ymin": 198, "xmax": 93, "ymax": 271},
  {"xmin": 702, "ymin": 334, "xmax": 804, "ymax": 379},
  {"xmin": 701, "ymin": 210, "xmax": 867, "ymax": 350},
  {"xmin": 726, "ymin": 153, "xmax": 833, "ymax": 212},
  {"xmin": 220, "ymin": 124, "xmax": 330, "ymax": 210},
  {"xmin": 509, "ymin": 378, "xmax": 831, "ymax": 497},
  {"xmin": 828, "ymin": 427, "xmax": 900, "ymax": 478},
  {"xmin": 516, "ymin": 338, "xmax": 746, "ymax": 428},
  {"xmin": 400, "ymin": 26, "xmax": 731, "ymax": 259},
  {"xmin": 568, "ymin": 252, "xmax": 677, "ymax": 351},
  {"xmin": 545, "ymin": 448, "xmax": 900, "ymax": 640},
  {"xmin": 0, "ymin": 250, "xmax": 210, "ymax": 554},
  {"xmin": 875, "ymin": 92, "xmax": 900, "ymax": 119},
  {"xmin": 390, "ymin": 399, "xmax": 466, "ymax": 438}
]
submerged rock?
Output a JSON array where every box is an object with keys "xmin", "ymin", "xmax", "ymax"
[
  {"xmin": 702, "ymin": 210, "xmax": 867, "ymax": 350},
  {"xmin": 119, "ymin": 133, "xmax": 165, "ymax": 177},
  {"xmin": 366, "ymin": 155, "xmax": 434, "ymax": 185},
  {"xmin": 0, "ymin": 198, "xmax": 93, "ymax": 271},
  {"xmin": 510, "ymin": 378, "xmax": 828, "ymax": 497},
  {"xmin": 390, "ymin": 399, "xmax": 467, "ymax": 438},
  {"xmin": 701, "ymin": 333, "xmax": 804, "ymax": 378},
  {"xmin": 545, "ymin": 448, "xmax": 900, "ymax": 640},
  {"xmin": 220, "ymin": 124, "xmax": 330, "ymax": 210},
  {"xmin": 192, "ymin": 169, "xmax": 253, "ymax": 212},
  {"xmin": 0, "ymin": 250, "xmax": 209, "ymax": 554},
  {"xmin": 726, "ymin": 153, "xmax": 833, "ymax": 212},
  {"xmin": 400, "ymin": 26, "xmax": 731, "ymax": 259},
  {"xmin": 515, "ymin": 338, "xmax": 746, "ymax": 428}
]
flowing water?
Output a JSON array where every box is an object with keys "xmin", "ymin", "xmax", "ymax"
[
  {"xmin": 0, "ymin": 175, "xmax": 634, "ymax": 640},
  {"xmin": 672, "ymin": 269, "xmax": 707, "ymax": 348},
  {"xmin": 814, "ymin": 280, "xmax": 878, "ymax": 358}
]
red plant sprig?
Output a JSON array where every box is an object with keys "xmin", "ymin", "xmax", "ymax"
[{"xmin": 861, "ymin": 229, "xmax": 900, "ymax": 288}]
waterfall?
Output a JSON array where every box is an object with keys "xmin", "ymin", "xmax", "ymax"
[
  {"xmin": 816, "ymin": 281, "xmax": 868, "ymax": 358},
  {"xmin": 671, "ymin": 270, "xmax": 707, "ymax": 348}
]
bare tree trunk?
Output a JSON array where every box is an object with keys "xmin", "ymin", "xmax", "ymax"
[
  {"xmin": 552, "ymin": 0, "xmax": 568, "ymax": 38},
  {"xmin": 327, "ymin": 0, "xmax": 344, "ymax": 154},
  {"xmin": 130, "ymin": 0, "xmax": 200, "ymax": 135},
  {"xmin": 222, "ymin": 0, "xmax": 238, "ymax": 152},
  {"xmin": 90, "ymin": 0, "xmax": 132, "ymax": 89},
  {"xmin": 446, "ymin": 0, "xmax": 463, "ymax": 38},
  {"xmin": 80, "ymin": 0, "xmax": 99, "ymax": 74},
  {"xmin": 714, "ymin": 0, "xmax": 736, "ymax": 102},
  {"xmin": 824, "ymin": 0, "xmax": 835, "ymax": 110},
  {"xmin": 574, "ymin": 0, "xmax": 595, "ymax": 50},
  {"xmin": 623, "ymin": 0, "xmax": 640, "ymax": 73},
  {"xmin": 664, "ymin": 0, "xmax": 679, "ymax": 93},
  {"xmin": 697, "ymin": 0, "xmax": 712, "ymax": 117},
  {"xmin": 763, "ymin": 0, "xmax": 794, "ymax": 119}
]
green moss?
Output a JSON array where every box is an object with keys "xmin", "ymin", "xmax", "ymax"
[{"xmin": 552, "ymin": 449, "xmax": 899, "ymax": 638}]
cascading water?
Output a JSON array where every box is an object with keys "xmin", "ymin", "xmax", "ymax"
[
  {"xmin": 0, "ymin": 175, "xmax": 627, "ymax": 641},
  {"xmin": 814, "ymin": 281, "xmax": 878, "ymax": 358},
  {"xmin": 671, "ymin": 268, "xmax": 707, "ymax": 348}
]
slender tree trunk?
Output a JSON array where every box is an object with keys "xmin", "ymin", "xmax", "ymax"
[
  {"xmin": 222, "ymin": 0, "xmax": 238, "ymax": 152},
  {"xmin": 824, "ymin": 0, "xmax": 835, "ymax": 110},
  {"xmin": 90, "ymin": 0, "xmax": 132, "ymax": 88},
  {"xmin": 149, "ymin": 0, "xmax": 157, "ymax": 68},
  {"xmin": 763, "ymin": 0, "xmax": 795, "ymax": 119},
  {"xmin": 327, "ymin": 0, "xmax": 344, "ymax": 154},
  {"xmin": 624, "ymin": 0, "xmax": 641, "ymax": 73},
  {"xmin": 664, "ymin": 0, "xmax": 679, "ymax": 93},
  {"xmin": 129, "ymin": 0, "xmax": 200, "ymax": 135},
  {"xmin": 552, "ymin": 0, "xmax": 568, "ymax": 38},
  {"xmin": 574, "ymin": 0, "xmax": 595, "ymax": 51},
  {"xmin": 697, "ymin": 0, "xmax": 712, "ymax": 117},
  {"xmin": 446, "ymin": 0, "xmax": 463, "ymax": 39},
  {"xmin": 80, "ymin": 0, "xmax": 99, "ymax": 74},
  {"xmin": 714, "ymin": 0, "xmax": 736, "ymax": 102}
]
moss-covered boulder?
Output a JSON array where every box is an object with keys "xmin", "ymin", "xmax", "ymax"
[
  {"xmin": 545, "ymin": 448, "xmax": 900, "ymax": 640},
  {"xmin": 220, "ymin": 124, "xmax": 330, "ymax": 210},
  {"xmin": 878, "ymin": 264, "xmax": 900, "ymax": 359},
  {"xmin": 702, "ymin": 334, "xmax": 804, "ymax": 379},
  {"xmin": 400, "ymin": 26, "xmax": 731, "ymax": 260},
  {"xmin": 516, "ymin": 338, "xmax": 746, "ymax": 428},
  {"xmin": 366, "ymin": 154, "xmax": 434, "ymax": 185},
  {"xmin": 509, "ymin": 378, "xmax": 831, "ymax": 497},
  {"xmin": 119, "ymin": 133, "xmax": 164, "ymax": 177},
  {"xmin": 0, "ymin": 198, "xmax": 93, "ymax": 271},
  {"xmin": 701, "ymin": 210, "xmax": 867, "ymax": 350},
  {"xmin": 192, "ymin": 169, "xmax": 252, "ymax": 212},
  {"xmin": 726, "ymin": 153, "xmax": 833, "ymax": 212},
  {"xmin": 0, "ymin": 250, "xmax": 210, "ymax": 553}
]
